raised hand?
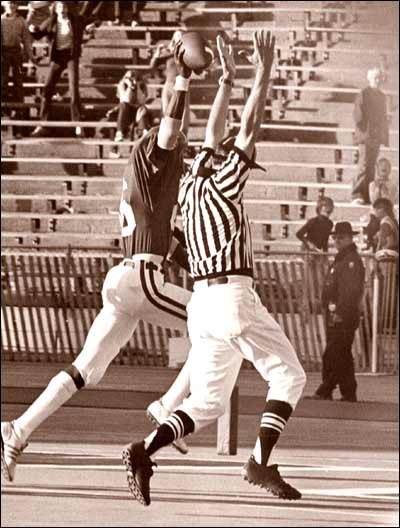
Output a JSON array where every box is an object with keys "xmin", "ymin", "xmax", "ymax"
[
  {"xmin": 217, "ymin": 35, "xmax": 236, "ymax": 81},
  {"xmin": 174, "ymin": 40, "xmax": 192, "ymax": 79},
  {"xmin": 239, "ymin": 30, "xmax": 275, "ymax": 74},
  {"xmin": 153, "ymin": 43, "xmax": 167, "ymax": 59}
]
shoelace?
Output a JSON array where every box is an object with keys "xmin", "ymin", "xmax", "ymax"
[
  {"xmin": 143, "ymin": 460, "xmax": 158, "ymax": 475},
  {"xmin": 4, "ymin": 423, "xmax": 28, "ymax": 460}
]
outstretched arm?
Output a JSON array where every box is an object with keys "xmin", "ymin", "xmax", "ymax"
[
  {"xmin": 235, "ymin": 30, "xmax": 275, "ymax": 158},
  {"xmin": 203, "ymin": 36, "xmax": 236, "ymax": 150},
  {"xmin": 157, "ymin": 42, "xmax": 192, "ymax": 150}
]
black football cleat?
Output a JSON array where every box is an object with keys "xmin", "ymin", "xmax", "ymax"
[
  {"xmin": 122, "ymin": 441, "xmax": 157, "ymax": 506},
  {"xmin": 242, "ymin": 456, "xmax": 301, "ymax": 500}
]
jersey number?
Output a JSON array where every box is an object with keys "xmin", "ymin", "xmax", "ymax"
[{"xmin": 119, "ymin": 198, "xmax": 136, "ymax": 237}]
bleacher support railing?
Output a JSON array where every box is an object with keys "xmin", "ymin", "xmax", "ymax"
[{"xmin": 1, "ymin": 249, "xmax": 398, "ymax": 373}]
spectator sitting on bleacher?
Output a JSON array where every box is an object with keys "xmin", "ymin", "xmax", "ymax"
[
  {"xmin": 113, "ymin": 1, "xmax": 147, "ymax": 27},
  {"xmin": 365, "ymin": 158, "xmax": 396, "ymax": 251},
  {"xmin": 296, "ymin": 196, "xmax": 335, "ymax": 252},
  {"xmin": 79, "ymin": 2, "xmax": 147, "ymax": 31},
  {"xmin": 79, "ymin": 1, "xmax": 104, "ymax": 32},
  {"xmin": 369, "ymin": 158, "xmax": 394, "ymax": 204},
  {"xmin": 1, "ymin": 1, "xmax": 39, "ymax": 138},
  {"xmin": 29, "ymin": 1, "xmax": 85, "ymax": 139},
  {"xmin": 26, "ymin": 2, "xmax": 52, "ymax": 27},
  {"xmin": 351, "ymin": 67, "xmax": 389, "ymax": 206},
  {"xmin": 98, "ymin": 70, "xmax": 152, "ymax": 158}
]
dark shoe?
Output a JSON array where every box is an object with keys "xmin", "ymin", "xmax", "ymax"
[
  {"xmin": 340, "ymin": 396, "xmax": 357, "ymax": 402},
  {"xmin": 1, "ymin": 421, "xmax": 28, "ymax": 482},
  {"xmin": 30, "ymin": 126, "xmax": 48, "ymax": 138},
  {"xmin": 122, "ymin": 441, "xmax": 157, "ymax": 506},
  {"xmin": 242, "ymin": 456, "xmax": 301, "ymax": 500},
  {"xmin": 304, "ymin": 393, "xmax": 332, "ymax": 401}
]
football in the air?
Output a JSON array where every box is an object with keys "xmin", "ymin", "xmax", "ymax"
[{"xmin": 181, "ymin": 31, "xmax": 214, "ymax": 72}]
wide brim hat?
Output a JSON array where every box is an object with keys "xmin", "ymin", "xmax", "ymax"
[{"xmin": 331, "ymin": 221, "xmax": 359, "ymax": 236}]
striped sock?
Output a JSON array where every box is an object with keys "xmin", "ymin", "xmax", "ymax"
[
  {"xmin": 253, "ymin": 400, "xmax": 293, "ymax": 465},
  {"xmin": 145, "ymin": 410, "xmax": 194, "ymax": 457}
]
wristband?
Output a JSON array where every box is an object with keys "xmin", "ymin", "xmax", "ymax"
[
  {"xmin": 219, "ymin": 76, "xmax": 234, "ymax": 88},
  {"xmin": 174, "ymin": 75, "xmax": 190, "ymax": 92}
]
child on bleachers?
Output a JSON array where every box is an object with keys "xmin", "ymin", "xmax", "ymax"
[{"xmin": 296, "ymin": 196, "xmax": 335, "ymax": 253}]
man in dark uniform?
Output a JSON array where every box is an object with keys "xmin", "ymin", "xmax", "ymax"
[
  {"xmin": 1, "ymin": 40, "xmax": 193, "ymax": 483},
  {"xmin": 312, "ymin": 222, "xmax": 365, "ymax": 402}
]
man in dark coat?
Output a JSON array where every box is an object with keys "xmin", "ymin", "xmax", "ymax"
[{"xmin": 312, "ymin": 222, "xmax": 365, "ymax": 401}]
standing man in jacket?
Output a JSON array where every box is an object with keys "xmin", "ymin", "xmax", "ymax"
[
  {"xmin": 351, "ymin": 67, "xmax": 389, "ymax": 205},
  {"xmin": 312, "ymin": 222, "xmax": 365, "ymax": 402},
  {"xmin": 1, "ymin": 1, "xmax": 39, "ymax": 137}
]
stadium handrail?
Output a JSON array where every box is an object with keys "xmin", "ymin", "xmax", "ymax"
[
  {"xmin": 3, "ymin": 120, "xmax": 399, "ymax": 135},
  {"xmin": 2, "ymin": 139, "xmax": 399, "ymax": 152},
  {"xmin": 2, "ymin": 156, "xmax": 398, "ymax": 171}
]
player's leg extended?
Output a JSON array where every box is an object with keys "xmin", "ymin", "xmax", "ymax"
[
  {"xmin": 1, "ymin": 264, "xmax": 142, "ymax": 482},
  {"xmin": 238, "ymin": 291, "xmax": 306, "ymax": 499},
  {"xmin": 140, "ymin": 263, "xmax": 192, "ymax": 452},
  {"xmin": 122, "ymin": 338, "xmax": 241, "ymax": 505}
]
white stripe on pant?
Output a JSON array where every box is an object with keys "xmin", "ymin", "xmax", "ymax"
[{"xmin": 73, "ymin": 257, "xmax": 191, "ymax": 386}]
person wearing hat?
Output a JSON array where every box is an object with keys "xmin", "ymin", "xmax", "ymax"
[{"xmin": 312, "ymin": 221, "xmax": 365, "ymax": 402}]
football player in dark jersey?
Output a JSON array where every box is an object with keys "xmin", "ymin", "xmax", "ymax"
[{"xmin": 1, "ymin": 40, "xmax": 195, "ymax": 483}]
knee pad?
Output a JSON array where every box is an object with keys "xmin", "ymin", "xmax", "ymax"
[
  {"xmin": 205, "ymin": 399, "xmax": 226, "ymax": 419},
  {"xmin": 63, "ymin": 365, "xmax": 86, "ymax": 390}
]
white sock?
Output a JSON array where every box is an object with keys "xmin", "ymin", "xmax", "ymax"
[
  {"xmin": 144, "ymin": 430, "xmax": 157, "ymax": 450},
  {"xmin": 161, "ymin": 359, "xmax": 191, "ymax": 412},
  {"xmin": 13, "ymin": 371, "xmax": 78, "ymax": 443},
  {"xmin": 252, "ymin": 437, "xmax": 262, "ymax": 464}
]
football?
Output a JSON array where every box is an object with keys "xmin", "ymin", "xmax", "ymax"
[{"xmin": 180, "ymin": 31, "xmax": 214, "ymax": 72}]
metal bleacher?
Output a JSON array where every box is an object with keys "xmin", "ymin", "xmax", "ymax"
[{"xmin": 1, "ymin": 0, "xmax": 399, "ymax": 252}]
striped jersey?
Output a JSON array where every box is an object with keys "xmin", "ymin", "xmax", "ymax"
[
  {"xmin": 119, "ymin": 127, "xmax": 185, "ymax": 259},
  {"xmin": 178, "ymin": 146, "xmax": 254, "ymax": 280}
]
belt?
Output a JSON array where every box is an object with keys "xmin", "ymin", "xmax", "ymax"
[
  {"xmin": 207, "ymin": 277, "xmax": 229, "ymax": 286},
  {"xmin": 123, "ymin": 259, "xmax": 162, "ymax": 272},
  {"xmin": 195, "ymin": 275, "xmax": 254, "ymax": 289}
]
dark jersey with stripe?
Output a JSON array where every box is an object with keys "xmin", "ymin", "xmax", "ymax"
[{"xmin": 119, "ymin": 127, "xmax": 185, "ymax": 259}]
